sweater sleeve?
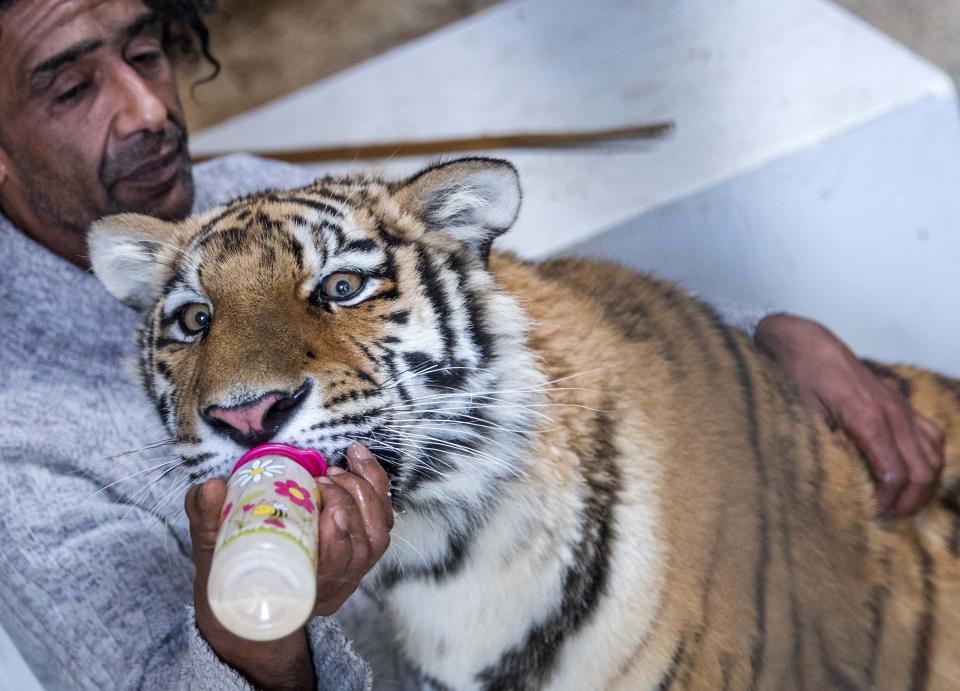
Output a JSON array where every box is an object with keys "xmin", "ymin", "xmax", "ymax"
[
  {"xmin": 700, "ymin": 295, "xmax": 778, "ymax": 337},
  {"xmin": 0, "ymin": 451, "xmax": 371, "ymax": 691}
]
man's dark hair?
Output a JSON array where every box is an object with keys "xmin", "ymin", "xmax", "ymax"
[
  {"xmin": 0, "ymin": 0, "xmax": 220, "ymax": 79},
  {"xmin": 145, "ymin": 0, "xmax": 220, "ymax": 80}
]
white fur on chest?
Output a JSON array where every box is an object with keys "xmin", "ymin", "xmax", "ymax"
[{"xmin": 381, "ymin": 431, "xmax": 667, "ymax": 690}]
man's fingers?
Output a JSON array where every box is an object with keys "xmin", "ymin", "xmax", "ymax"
[
  {"xmin": 314, "ymin": 486, "xmax": 354, "ymax": 616},
  {"xmin": 316, "ymin": 478, "xmax": 369, "ymax": 576},
  {"xmin": 843, "ymin": 405, "xmax": 906, "ymax": 516},
  {"xmin": 185, "ymin": 480, "xmax": 228, "ymax": 550},
  {"xmin": 327, "ymin": 466, "xmax": 391, "ymax": 558},
  {"xmin": 884, "ymin": 403, "xmax": 940, "ymax": 517},
  {"xmin": 347, "ymin": 442, "xmax": 394, "ymax": 527},
  {"xmin": 890, "ymin": 459, "xmax": 937, "ymax": 519},
  {"xmin": 316, "ymin": 479, "xmax": 354, "ymax": 580},
  {"xmin": 185, "ymin": 479, "xmax": 228, "ymax": 584}
]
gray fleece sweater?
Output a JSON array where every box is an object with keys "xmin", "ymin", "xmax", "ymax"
[
  {"xmin": 0, "ymin": 155, "xmax": 419, "ymax": 691},
  {"xmin": 0, "ymin": 154, "xmax": 766, "ymax": 690}
]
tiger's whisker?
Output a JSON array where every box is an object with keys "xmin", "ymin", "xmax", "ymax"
[
  {"xmin": 98, "ymin": 438, "xmax": 177, "ymax": 462},
  {"xmin": 87, "ymin": 456, "xmax": 183, "ymax": 501}
]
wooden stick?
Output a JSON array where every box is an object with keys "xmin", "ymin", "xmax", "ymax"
[{"xmin": 191, "ymin": 121, "xmax": 675, "ymax": 164}]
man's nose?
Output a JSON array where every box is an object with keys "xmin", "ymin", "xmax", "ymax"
[{"xmin": 112, "ymin": 64, "xmax": 168, "ymax": 139}]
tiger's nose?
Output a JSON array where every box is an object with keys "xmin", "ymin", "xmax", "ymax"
[{"xmin": 201, "ymin": 382, "xmax": 311, "ymax": 447}]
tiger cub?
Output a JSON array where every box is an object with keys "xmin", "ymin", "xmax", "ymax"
[{"xmin": 90, "ymin": 158, "xmax": 960, "ymax": 690}]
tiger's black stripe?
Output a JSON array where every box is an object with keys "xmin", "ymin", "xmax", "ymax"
[
  {"xmin": 777, "ymin": 389, "xmax": 807, "ymax": 689},
  {"xmin": 863, "ymin": 360, "xmax": 913, "ymax": 400},
  {"xmin": 676, "ymin": 296, "xmax": 724, "ymax": 374},
  {"xmin": 155, "ymin": 393, "xmax": 170, "ymax": 428},
  {"xmin": 655, "ymin": 638, "xmax": 687, "ymax": 691},
  {"xmin": 254, "ymin": 210, "xmax": 281, "ymax": 232},
  {"xmin": 417, "ymin": 670, "xmax": 454, "ymax": 691},
  {"xmin": 948, "ymin": 514, "xmax": 960, "ymax": 557},
  {"xmin": 309, "ymin": 187, "xmax": 349, "ymax": 205},
  {"xmin": 140, "ymin": 317, "xmax": 156, "ymax": 397},
  {"xmin": 864, "ymin": 581, "xmax": 890, "ymax": 687},
  {"xmin": 656, "ymin": 284, "xmax": 716, "ymax": 380},
  {"xmin": 154, "ymin": 338, "xmax": 183, "ymax": 350},
  {"xmin": 385, "ymin": 309, "xmax": 410, "ymax": 325},
  {"xmin": 476, "ymin": 406, "xmax": 621, "ymax": 690},
  {"xmin": 277, "ymin": 195, "xmax": 344, "ymax": 219},
  {"xmin": 381, "ymin": 525, "xmax": 475, "ymax": 589},
  {"xmin": 348, "ymin": 336, "xmax": 381, "ymax": 370},
  {"xmin": 308, "ymin": 411, "xmax": 370, "ymax": 430},
  {"xmin": 181, "ymin": 452, "xmax": 214, "ymax": 467},
  {"xmin": 155, "ymin": 360, "xmax": 172, "ymax": 381},
  {"xmin": 676, "ymin": 500, "xmax": 729, "ymax": 688},
  {"xmin": 315, "ymin": 219, "xmax": 345, "ymax": 257},
  {"xmin": 379, "ymin": 349, "xmax": 414, "ymax": 410},
  {"xmin": 326, "ymin": 388, "xmax": 383, "ymax": 407},
  {"xmin": 707, "ymin": 315, "xmax": 771, "ymax": 689},
  {"xmin": 416, "ymin": 248, "xmax": 457, "ymax": 364},
  {"xmin": 806, "ymin": 423, "xmax": 827, "ymax": 512},
  {"xmin": 342, "ymin": 238, "xmax": 377, "ymax": 254},
  {"xmin": 815, "ymin": 625, "xmax": 861, "ymax": 691},
  {"xmin": 908, "ymin": 535, "xmax": 936, "ymax": 691},
  {"xmin": 401, "ymin": 352, "xmax": 468, "ymax": 392},
  {"xmin": 719, "ymin": 654, "xmax": 734, "ymax": 691},
  {"xmin": 376, "ymin": 218, "xmax": 408, "ymax": 248},
  {"xmin": 445, "ymin": 251, "xmax": 495, "ymax": 366}
]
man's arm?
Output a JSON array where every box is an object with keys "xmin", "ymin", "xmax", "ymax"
[
  {"xmin": 185, "ymin": 443, "xmax": 392, "ymax": 691},
  {"xmin": 0, "ymin": 448, "xmax": 372, "ymax": 691},
  {"xmin": 754, "ymin": 314, "xmax": 945, "ymax": 518}
]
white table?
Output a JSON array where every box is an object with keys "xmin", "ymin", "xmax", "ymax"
[{"xmin": 193, "ymin": 0, "xmax": 960, "ymax": 376}]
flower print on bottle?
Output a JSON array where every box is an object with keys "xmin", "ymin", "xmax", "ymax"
[
  {"xmin": 219, "ymin": 502, "xmax": 234, "ymax": 527},
  {"xmin": 234, "ymin": 458, "xmax": 285, "ymax": 486},
  {"xmin": 274, "ymin": 479, "xmax": 315, "ymax": 513}
]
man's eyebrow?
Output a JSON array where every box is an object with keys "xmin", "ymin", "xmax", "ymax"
[
  {"xmin": 28, "ymin": 39, "xmax": 104, "ymax": 92},
  {"xmin": 124, "ymin": 11, "xmax": 161, "ymax": 39},
  {"xmin": 27, "ymin": 12, "xmax": 160, "ymax": 94}
]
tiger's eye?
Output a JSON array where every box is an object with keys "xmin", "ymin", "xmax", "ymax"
[
  {"xmin": 322, "ymin": 272, "xmax": 365, "ymax": 301},
  {"xmin": 179, "ymin": 303, "xmax": 211, "ymax": 334}
]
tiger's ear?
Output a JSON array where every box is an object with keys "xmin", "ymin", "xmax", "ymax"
[
  {"xmin": 88, "ymin": 213, "xmax": 188, "ymax": 310},
  {"xmin": 394, "ymin": 157, "xmax": 521, "ymax": 260}
]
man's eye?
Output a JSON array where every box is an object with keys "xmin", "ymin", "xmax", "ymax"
[
  {"xmin": 321, "ymin": 272, "xmax": 366, "ymax": 301},
  {"xmin": 178, "ymin": 303, "xmax": 212, "ymax": 334},
  {"xmin": 131, "ymin": 51, "xmax": 162, "ymax": 67},
  {"xmin": 55, "ymin": 82, "xmax": 90, "ymax": 104}
]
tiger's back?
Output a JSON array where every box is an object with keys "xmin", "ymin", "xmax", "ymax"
[{"xmin": 516, "ymin": 255, "xmax": 960, "ymax": 689}]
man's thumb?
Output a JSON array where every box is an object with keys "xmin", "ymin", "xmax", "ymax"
[{"xmin": 185, "ymin": 479, "xmax": 228, "ymax": 567}]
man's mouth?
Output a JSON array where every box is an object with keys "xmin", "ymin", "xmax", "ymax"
[{"xmin": 114, "ymin": 143, "xmax": 185, "ymax": 191}]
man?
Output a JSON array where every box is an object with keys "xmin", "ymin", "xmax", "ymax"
[{"xmin": 0, "ymin": 0, "xmax": 944, "ymax": 689}]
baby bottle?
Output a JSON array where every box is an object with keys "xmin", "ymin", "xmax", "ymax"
[{"xmin": 207, "ymin": 443, "xmax": 327, "ymax": 641}]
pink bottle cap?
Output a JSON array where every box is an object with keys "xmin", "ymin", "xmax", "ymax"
[{"xmin": 230, "ymin": 443, "xmax": 328, "ymax": 479}]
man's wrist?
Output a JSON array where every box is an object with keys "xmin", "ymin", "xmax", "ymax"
[{"xmin": 197, "ymin": 613, "xmax": 316, "ymax": 691}]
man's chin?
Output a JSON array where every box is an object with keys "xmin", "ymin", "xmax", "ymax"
[{"xmin": 108, "ymin": 165, "xmax": 194, "ymax": 220}]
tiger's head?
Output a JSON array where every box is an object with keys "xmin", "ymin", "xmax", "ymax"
[{"xmin": 90, "ymin": 157, "xmax": 544, "ymax": 508}]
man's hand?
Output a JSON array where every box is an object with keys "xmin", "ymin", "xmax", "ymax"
[
  {"xmin": 312, "ymin": 443, "xmax": 394, "ymax": 616},
  {"xmin": 185, "ymin": 442, "xmax": 393, "ymax": 690},
  {"xmin": 755, "ymin": 313, "xmax": 945, "ymax": 518}
]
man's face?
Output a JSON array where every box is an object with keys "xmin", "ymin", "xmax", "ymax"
[{"xmin": 0, "ymin": 0, "xmax": 193, "ymax": 238}]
